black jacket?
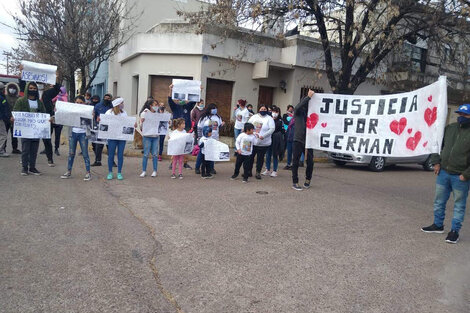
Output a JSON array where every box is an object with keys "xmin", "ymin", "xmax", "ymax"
[
  {"xmin": 293, "ymin": 96, "xmax": 311, "ymax": 145},
  {"xmin": 42, "ymin": 83, "xmax": 61, "ymax": 115}
]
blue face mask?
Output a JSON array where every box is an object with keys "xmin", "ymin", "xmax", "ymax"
[
  {"xmin": 211, "ymin": 109, "xmax": 217, "ymax": 115},
  {"xmin": 259, "ymin": 111, "xmax": 268, "ymax": 116},
  {"xmin": 457, "ymin": 116, "xmax": 470, "ymax": 125}
]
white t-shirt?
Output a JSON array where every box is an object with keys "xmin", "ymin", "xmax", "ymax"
[
  {"xmin": 197, "ymin": 115, "xmax": 223, "ymax": 140},
  {"xmin": 248, "ymin": 114, "xmax": 275, "ymax": 146},
  {"xmin": 234, "ymin": 107, "xmax": 252, "ymax": 130},
  {"xmin": 28, "ymin": 99, "xmax": 38, "ymax": 111},
  {"xmin": 198, "ymin": 136, "xmax": 210, "ymax": 154},
  {"xmin": 235, "ymin": 133, "xmax": 256, "ymax": 155},
  {"xmin": 169, "ymin": 128, "xmax": 186, "ymax": 139}
]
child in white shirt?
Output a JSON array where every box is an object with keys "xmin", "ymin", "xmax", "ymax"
[
  {"xmin": 198, "ymin": 126, "xmax": 213, "ymax": 179},
  {"xmin": 231, "ymin": 123, "xmax": 256, "ymax": 183}
]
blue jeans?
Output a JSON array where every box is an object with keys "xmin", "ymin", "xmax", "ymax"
[
  {"xmin": 234, "ymin": 128, "xmax": 242, "ymax": 145},
  {"xmin": 68, "ymin": 132, "xmax": 90, "ymax": 172},
  {"xmin": 286, "ymin": 141, "xmax": 303, "ymax": 166},
  {"xmin": 159, "ymin": 135, "xmax": 165, "ymax": 155},
  {"xmin": 433, "ymin": 169, "xmax": 470, "ymax": 232},
  {"xmin": 265, "ymin": 145, "xmax": 278, "ymax": 171},
  {"xmin": 108, "ymin": 139, "xmax": 126, "ymax": 173},
  {"xmin": 142, "ymin": 136, "xmax": 159, "ymax": 172}
]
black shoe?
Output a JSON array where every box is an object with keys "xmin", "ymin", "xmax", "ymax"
[
  {"xmin": 12, "ymin": 149, "xmax": 21, "ymax": 154},
  {"xmin": 421, "ymin": 224, "xmax": 444, "ymax": 234},
  {"xmin": 210, "ymin": 169, "xmax": 216, "ymax": 175},
  {"xmin": 283, "ymin": 165, "xmax": 292, "ymax": 170},
  {"xmin": 242, "ymin": 178, "xmax": 248, "ymax": 183},
  {"xmin": 21, "ymin": 168, "xmax": 29, "ymax": 176},
  {"xmin": 299, "ymin": 162, "xmax": 304, "ymax": 167},
  {"xmin": 195, "ymin": 168, "xmax": 201, "ymax": 174},
  {"xmin": 39, "ymin": 150, "xmax": 46, "ymax": 155},
  {"xmin": 303, "ymin": 180, "xmax": 311, "ymax": 189},
  {"xmin": 445, "ymin": 230, "xmax": 459, "ymax": 244},
  {"xmin": 54, "ymin": 148, "xmax": 60, "ymax": 156},
  {"xmin": 292, "ymin": 184, "xmax": 303, "ymax": 191},
  {"xmin": 48, "ymin": 160, "xmax": 55, "ymax": 167},
  {"xmin": 91, "ymin": 161, "xmax": 102, "ymax": 167},
  {"xmin": 255, "ymin": 172, "xmax": 261, "ymax": 180},
  {"xmin": 231, "ymin": 174, "xmax": 238, "ymax": 180},
  {"xmin": 203, "ymin": 174, "xmax": 214, "ymax": 179},
  {"xmin": 29, "ymin": 168, "xmax": 42, "ymax": 176},
  {"xmin": 113, "ymin": 161, "xmax": 117, "ymax": 167},
  {"xmin": 184, "ymin": 163, "xmax": 192, "ymax": 169}
]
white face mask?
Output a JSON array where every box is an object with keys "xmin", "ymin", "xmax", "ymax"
[
  {"xmin": 152, "ymin": 106, "xmax": 158, "ymax": 111},
  {"xmin": 8, "ymin": 88, "xmax": 16, "ymax": 94},
  {"xmin": 272, "ymin": 113, "xmax": 279, "ymax": 118}
]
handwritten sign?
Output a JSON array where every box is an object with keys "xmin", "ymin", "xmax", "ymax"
[
  {"xmin": 21, "ymin": 61, "xmax": 57, "ymax": 85},
  {"xmin": 12, "ymin": 112, "xmax": 51, "ymax": 139}
]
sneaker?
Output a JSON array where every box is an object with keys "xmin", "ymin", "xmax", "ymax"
[
  {"xmin": 261, "ymin": 169, "xmax": 270, "ymax": 176},
  {"xmin": 292, "ymin": 184, "xmax": 303, "ymax": 191},
  {"xmin": 283, "ymin": 165, "xmax": 292, "ymax": 170},
  {"xmin": 178, "ymin": 174, "xmax": 183, "ymax": 179},
  {"xmin": 12, "ymin": 149, "xmax": 21, "ymax": 154},
  {"xmin": 91, "ymin": 161, "xmax": 102, "ymax": 167},
  {"xmin": 21, "ymin": 168, "xmax": 28, "ymax": 176},
  {"xmin": 304, "ymin": 179, "xmax": 311, "ymax": 189},
  {"xmin": 231, "ymin": 174, "xmax": 238, "ymax": 180},
  {"xmin": 48, "ymin": 160, "xmax": 55, "ymax": 167},
  {"xmin": 171, "ymin": 174, "xmax": 176, "ymax": 179},
  {"xmin": 140, "ymin": 171, "xmax": 146, "ymax": 178},
  {"xmin": 255, "ymin": 172, "xmax": 262, "ymax": 180},
  {"xmin": 151, "ymin": 171, "xmax": 157, "ymax": 177},
  {"xmin": 242, "ymin": 178, "xmax": 248, "ymax": 183},
  {"xmin": 84, "ymin": 173, "xmax": 92, "ymax": 181},
  {"xmin": 270, "ymin": 171, "xmax": 278, "ymax": 177},
  {"xmin": 183, "ymin": 163, "xmax": 192, "ymax": 169},
  {"xmin": 158, "ymin": 155, "xmax": 162, "ymax": 161},
  {"xmin": 29, "ymin": 168, "xmax": 42, "ymax": 176},
  {"xmin": 421, "ymin": 224, "xmax": 444, "ymax": 234},
  {"xmin": 203, "ymin": 174, "xmax": 213, "ymax": 179},
  {"xmin": 445, "ymin": 230, "xmax": 459, "ymax": 244},
  {"xmin": 39, "ymin": 149, "xmax": 46, "ymax": 155},
  {"xmin": 0, "ymin": 152, "xmax": 9, "ymax": 157},
  {"xmin": 61, "ymin": 171, "xmax": 71, "ymax": 179},
  {"xmin": 195, "ymin": 168, "xmax": 201, "ymax": 175},
  {"xmin": 107, "ymin": 173, "xmax": 113, "ymax": 180},
  {"xmin": 117, "ymin": 173, "xmax": 123, "ymax": 180},
  {"xmin": 54, "ymin": 148, "xmax": 60, "ymax": 156},
  {"xmin": 210, "ymin": 168, "xmax": 217, "ymax": 175}
]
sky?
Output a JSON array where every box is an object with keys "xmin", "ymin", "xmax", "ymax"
[{"xmin": 0, "ymin": 0, "xmax": 20, "ymax": 75}]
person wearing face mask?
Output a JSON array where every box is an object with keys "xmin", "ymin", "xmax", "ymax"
[
  {"xmin": 0, "ymin": 82, "xmax": 12, "ymax": 157},
  {"xmin": 4, "ymin": 82, "xmax": 21, "ymax": 154},
  {"xmin": 137, "ymin": 99, "xmax": 160, "ymax": 178},
  {"xmin": 247, "ymin": 104, "xmax": 275, "ymax": 179},
  {"xmin": 91, "ymin": 93, "xmax": 113, "ymax": 166},
  {"xmin": 49, "ymin": 86, "xmax": 68, "ymax": 156},
  {"xmin": 262, "ymin": 105, "xmax": 285, "ymax": 177},
  {"xmin": 157, "ymin": 101, "xmax": 167, "ymax": 161},
  {"xmin": 247, "ymin": 104, "xmax": 254, "ymax": 115},
  {"xmin": 191, "ymin": 99, "xmax": 205, "ymax": 134},
  {"xmin": 421, "ymin": 104, "xmax": 470, "ymax": 244},
  {"xmin": 39, "ymin": 82, "xmax": 62, "ymax": 165},
  {"xmin": 103, "ymin": 97, "xmax": 127, "ymax": 180},
  {"xmin": 12, "ymin": 82, "xmax": 48, "ymax": 175},
  {"xmin": 233, "ymin": 99, "xmax": 252, "ymax": 143}
]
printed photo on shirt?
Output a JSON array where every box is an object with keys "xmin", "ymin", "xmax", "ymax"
[
  {"xmin": 209, "ymin": 120, "xmax": 219, "ymax": 131},
  {"xmin": 236, "ymin": 114, "xmax": 242, "ymax": 122},
  {"xmin": 242, "ymin": 140, "xmax": 252, "ymax": 153},
  {"xmin": 253, "ymin": 121, "xmax": 263, "ymax": 133}
]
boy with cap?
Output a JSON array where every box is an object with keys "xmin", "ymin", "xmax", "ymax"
[{"xmin": 422, "ymin": 104, "xmax": 470, "ymax": 243}]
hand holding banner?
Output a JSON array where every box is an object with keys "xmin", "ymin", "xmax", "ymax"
[
  {"xmin": 142, "ymin": 112, "xmax": 171, "ymax": 136},
  {"xmin": 172, "ymin": 79, "xmax": 201, "ymax": 102},
  {"xmin": 12, "ymin": 112, "xmax": 51, "ymax": 139},
  {"xmin": 204, "ymin": 139, "xmax": 230, "ymax": 162},
  {"xmin": 98, "ymin": 115, "xmax": 136, "ymax": 141},
  {"xmin": 54, "ymin": 101, "xmax": 94, "ymax": 128},
  {"xmin": 21, "ymin": 61, "xmax": 57, "ymax": 85},
  {"xmin": 167, "ymin": 132, "xmax": 193, "ymax": 155}
]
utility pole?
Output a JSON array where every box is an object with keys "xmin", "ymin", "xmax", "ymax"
[{"xmin": 2, "ymin": 52, "xmax": 12, "ymax": 75}]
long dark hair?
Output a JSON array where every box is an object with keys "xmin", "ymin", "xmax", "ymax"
[
  {"xmin": 198, "ymin": 102, "xmax": 221, "ymax": 122},
  {"xmin": 272, "ymin": 105, "xmax": 281, "ymax": 119},
  {"xmin": 139, "ymin": 99, "xmax": 156, "ymax": 114}
]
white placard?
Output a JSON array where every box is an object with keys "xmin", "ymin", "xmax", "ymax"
[
  {"xmin": 204, "ymin": 139, "xmax": 230, "ymax": 161},
  {"xmin": 305, "ymin": 76, "xmax": 448, "ymax": 157},
  {"xmin": 142, "ymin": 112, "xmax": 171, "ymax": 136},
  {"xmin": 54, "ymin": 101, "xmax": 94, "ymax": 127},
  {"xmin": 97, "ymin": 115, "xmax": 136, "ymax": 141},
  {"xmin": 12, "ymin": 112, "xmax": 51, "ymax": 139},
  {"xmin": 21, "ymin": 61, "xmax": 57, "ymax": 85},
  {"xmin": 172, "ymin": 79, "xmax": 201, "ymax": 102},
  {"xmin": 89, "ymin": 129, "xmax": 107, "ymax": 144},
  {"xmin": 167, "ymin": 132, "xmax": 193, "ymax": 155}
]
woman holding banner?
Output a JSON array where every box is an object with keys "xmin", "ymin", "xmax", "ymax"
[
  {"xmin": 103, "ymin": 98, "xmax": 127, "ymax": 180},
  {"xmin": 138, "ymin": 99, "xmax": 159, "ymax": 178}
]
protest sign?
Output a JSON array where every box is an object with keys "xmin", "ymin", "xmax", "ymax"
[
  {"xmin": 142, "ymin": 112, "xmax": 171, "ymax": 136},
  {"xmin": 12, "ymin": 112, "xmax": 51, "ymax": 139},
  {"xmin": 305, "ymin": 76, "xmax": 447, "ymax": 157},
  {"xmin": 204, "ymin": 139, "xmax": 230, "ymax": 162},
  {"xmin": 21, "ymin": 61, "xmax": 57, "ymax": 85},
  {"xmin": 54, "ymin": 101, "xmax": 94, "ymax": 128},
  {"xmin": 97, "ymin": 115, "xmax": 136, "ymax": 141},
  {"xmin": 167, "ymin": 132, "xmax": 193, "ymax": 155},
  {"xmin": 89, "ymin": 129, "xmax": 107, "ymax": 144},
  {"xmin": 172, "ymin": 79, "xmax": 201, "ymax": 102}
]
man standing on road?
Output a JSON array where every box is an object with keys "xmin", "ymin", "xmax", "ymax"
[
  {"xmin": 422, "ymin": 104, "xmax": 470, "ymax": 244},
  {"xmin": 291, "ymin": 89, "xmax": 315, "ymax": 191},
  {"xmin": 0, "ymin": 82, "xmax": 12, "ymax": 157},
  {"xmin": 5, "ymin": 82, "xmax": 21, "ymax": 154},
  {"xmin": 91, "ymin": 93, "xmax": 113, "ymax": 166}
]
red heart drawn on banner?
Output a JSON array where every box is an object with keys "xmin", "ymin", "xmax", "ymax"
[
  {"xmin": 321, "ymin": 122, "xmax": 327, "ymax": 128},
  {"xmin": 406, "ymin": 131, "xmax": 422, "ymax": 151},
  {"xmin": 390, "ymin": 117, "xmax": 407, "ymax": 135},
  {"xmin": 424, "ymin": 107, "xmax": 437, "ymax": 126},
  {"xmin": 423, "ymin": 141, "xmax": 428, "ymax": 148},
  {"xmin": 407, "ymin": 128, "xmax": 413, "ymax": 134},
  {"xmin": 306, "ymin": 113, "xmax": 319, "ymax": 129},
  {"xmin": 427, "ymin": 95, "xmax": 432, "ymax": 102}
]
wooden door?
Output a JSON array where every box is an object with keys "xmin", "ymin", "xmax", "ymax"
[
  {"xmin": 150, "ymin": 75, "xmax": 191, "ymax": 112},
  {"xmin": 258, "ymin": 86, "xmax": 274, "ymax": 109},
  {"xmin": 206, "ymin": 78, "xmax": 234, "ymax": 122}
]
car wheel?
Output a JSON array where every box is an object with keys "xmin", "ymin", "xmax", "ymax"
[
  {"xmin": 333, "ymin": 160, "xmax": 347, "ymax": 166},
  {"xmin": 422, "ymin": 156, "xmax": 434, "ymax": 171},
  {"xmin": 368, "ymin": 156, "xmax": 385, "ymax": 172}
]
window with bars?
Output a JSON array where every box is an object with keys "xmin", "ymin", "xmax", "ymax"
[{"xmin": 300, "ymin": 86, "xmax": 324, "ymax": 100}]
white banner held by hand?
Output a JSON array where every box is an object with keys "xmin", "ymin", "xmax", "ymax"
[
  {"xmin": 142, "ymin": 112, "xmax": 171, "ymax": 136},
  {"xmin": 305, "ymin": 76, "xmax": 447, "ymax": 157},
  {"xmin": 12, "ymin": 112, "xmax": 51, "ymax": 139},
  {"xmin": 167, "ymin": 132, "xmax": 193, "ymax": 155},
  {"xmin": 204, "ymin": 139, "xmax": 230, "ymax": 162},
  {"xmin": 172, "ymin": 79, "xmax": 201, "ymax": 102},
  {"xmin": 54, "ymin": 101, "xmax": 94, "ymax": 128},
  {"xmin": 21, "ymin": 61, "xmax": 57, "ymax": 85},
  {"xmin": 97, "ymin": 115, "xmax": 136, "ymax": 141}
]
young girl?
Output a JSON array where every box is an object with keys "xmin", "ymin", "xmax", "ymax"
[
  {"xmin": 138, "ymin": 99, "xmax": 159, "ymax": 177},
  {"xmin": 104, "ymin": 98, "xmax": 127, "ymax": 180},
  {"xmin": 60, "ymin": 95, "xmax": 92, "ymax": 181},
  {"xmin": 170, "ymin": 118, "xmax": 186, "ymax": 179},
  {"xmin": 263, "ymin": 105, "xmax": 285, "ymax": 177}
]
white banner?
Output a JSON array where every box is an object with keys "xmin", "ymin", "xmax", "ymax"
[
  {"xmin": 142, "ymin": 112, "xmax": 171, "ymax": 136},
  {"xmin": 167, "ymin": 132, "xmax": 193, "ymax": 155},
  {"xmin": 172, "ymin": 79, "xmax": 201, "ymax": 102},
  {"xmin": 204, "ymin": 139, "xmax": 230, "ymax": 162},
  {"xmin": 21, "ymin": 61, "xmax": 57, "ymax": 85},
  {"xmin": 97, "ymin": 115, "xmax": 136, "ymax": 141},
  {"xmin": 305, "ymin": 76, "xmax": 448, "ymax": 157},
  {"xmin": 54, "ymin": 101, "xmax": 94, "ymax": 127},
  {"xmin": 12, "ymin": 112, "xmax": 51, "ymax": 139}
]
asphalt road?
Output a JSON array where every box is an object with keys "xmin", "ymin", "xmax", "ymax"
[{"xmin": 1, "ymin": 145, "xmax": 469, "ymax": 313}]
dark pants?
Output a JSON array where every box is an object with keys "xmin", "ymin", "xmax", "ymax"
[
  {"xmin": 200, "ymin": 154, "xmax": 211, "ymax": 177},
  {"xmin": 92, "ymin": 143, "xmax": 105, "ymax": 162},
  {"xmin": 5, "ymin": 122, "xmax": 18, "ymax": 150},
  {"xmin": 159, "ymin": 135, "xmax": 165, "ymax": 155},
  {"xmin": 42, "ymin": 138, "xmax": 53, "ymax": 162},
  {"xmin": 52, "ymin": 124, "xmax": 63, "ymax": 149},
  {"xmin": 21, "ymin": 139, "xmax": 40, "ymax": 170},
  {"xmin": 251, "ymin": 145, "xmax": 269, "ymax": 174},
  {"xmin": 291, "ymin": 141, "xmax": 314, "ymax": 184},
  {"xmin": 234, "ymin": 154, "xmax": 252, "ymax": 180}
]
